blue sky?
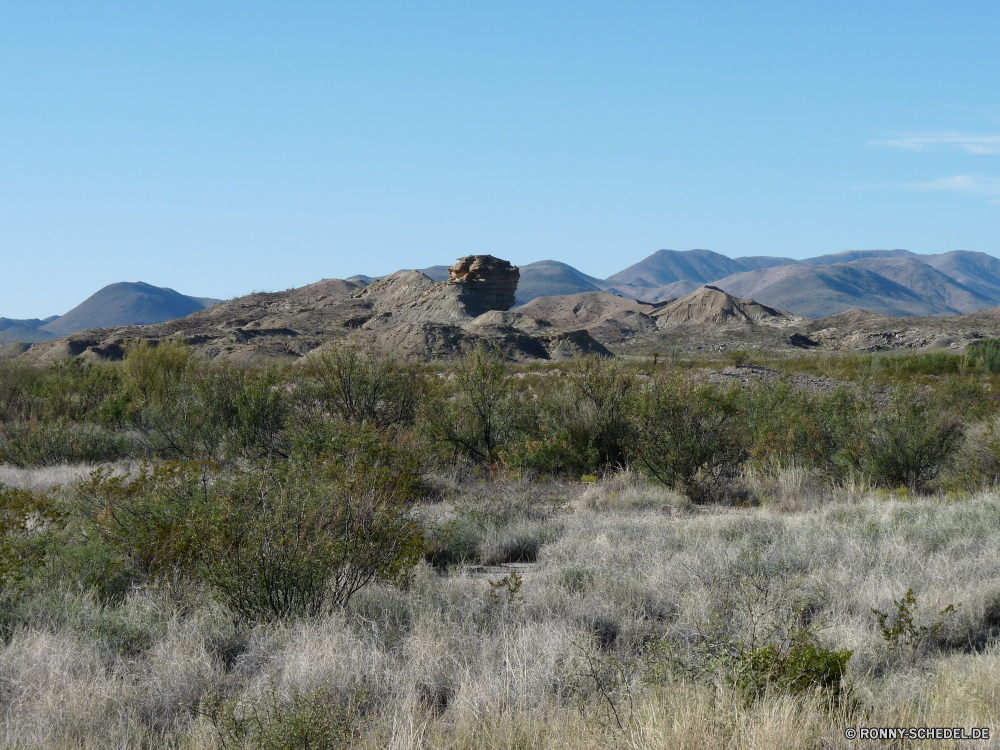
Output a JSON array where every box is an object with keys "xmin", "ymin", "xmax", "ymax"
[{"xmin": 2, "ymin": 2, "xmax": 999, "ymax": 318}]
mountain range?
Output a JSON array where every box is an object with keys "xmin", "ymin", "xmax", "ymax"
[
  {"xmin": 345, "ymin": 248, "xmax": 1000, "ymax": 318},
  {"xmin": 514, "ymin": 248, "xmax": 1000, "ymax": 318},
  {"xmin": 8, "ymin": 248, "xmax": 1000, "ymax": 344}
]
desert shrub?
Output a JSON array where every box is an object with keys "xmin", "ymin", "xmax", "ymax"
[
  {"xmin": 422, "ymin": 344, "xmax": 520, "ymax": 465},
  {"xmin": 947, "ymin": 415, "xmax": 1000, "ymax": 489},
  {"xmin": 303, "ymin": 346, "xmax": 420, "ymax": 432},
  {"xmin": 0, "ymin": 419, "xmax": 135, "ymax": 467},
  {"xmin": 503, "ymin": 358, "xmax": 639, "ymax": 476},
  {"xmin": 33, "ymin": 359, "xmax": 126, "ymax": 424},
  {"xmin": 224, "ymin": 366, "xmax": 290, "ymax": 460},
  {"xmin": 78, "ymin": 431, "xmax": 422, "ymax": 621},
  {"xmin": 0, "ymin": 485, "xmax": 64, "ymax": 606},
  {"xmin": 200, "ymin": 683, "xmax": 371, "ymax": 750},
  {"xmin": 121, "ymin": 338, "xmax": 191, "ymax": 404},
  {"xmin": 0, "ymin": 353, "xmax": 35, "ymax": 423},
  {"xmin": 136, "ymin": 364, "xmax": 289, "ymax": 462},
  {"xmin": 568, "ymin": 356, "xmax": 639, "ymax": 470},
  {"xmin": 840, "ymin": 388, "xmax": 963, "ymax": 493},
  {"xmin": 734, "ymin": 640, "xmax": 852, "ymax": 702},
  {"xmin": 966, "ymin": 338, "xmax": 1000, "ymax": 373},
  {"xmin": 635, "ymin": 376, "xmax": 745, "ymax": 501},
  {"xmin": 421, "ymin": 518, "xmax": 481, "ymax": 569},
  {"xmin": 727, "ymin": 349, "xmax": 752, "ymax": 368},
  {"xmin": 889, "ymin": 351, "xmax": 963, "ymax": 377},
  {"xmin": 421, "ymin": 482, "xmax": 563, "ymax": 568},
  {"xmin": 872, "ymin": 588, "xmax": 960, "ymax": 663},
  {"xmin": 740, "ymin": 384, "xmax": 856, "ymax": 479}
]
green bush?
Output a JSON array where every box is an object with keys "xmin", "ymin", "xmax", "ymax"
[
  {"xmin": 0, "ymin": 419, "xmax": 136, "ymax": 467},
  {"xmin": 568, "ymin": 356, "xmax": 639, "ymax": 470},
  {"xmin": 79, "ymin": 430, "xmax": 423, "ymax": 622},
  {"xmin": 422, "ymin": 519, "xmax": 481, "ymax": 569},
  {"xmin": 422, "ymin": 345, "xmax": 520, "ymax": 465},
  {"xmin": 740, "ymin": 384, "xmax": 856, "ymax": 478},
  {"xmin": 872, "ymin": 588, "xmax": 960, "ymax": 663},
  {"xmin": 635, "ymin": 377, "xmax": 745, "ymax": 502},
  {"xmin": 303, "ymin": 346, "xmax": 420, "ymax": 432},
  {"xmin": 201, "ymin": 683, "xmax": 370, "ymax": 750},
  {"xmin": 121, "ymin": 338, "xmax": 191, "ymax": 404},
  {"xmin": 0, "ymin": 485, "xmax": 65, "ymax": 605},
  {"xmin": 965, "ymin": 338, "xmax": 1000, "ymax": 374},
  {"xmin": 0, "ymin": 353, "xmax": 35, "ymax": 423},
  {"xmin": 135, "ymin": 364, "xmax": 289, "ymax": 462},
  {"xmin": 33, "ymin": 359, "xmax": 126, "ymax": 424},
  {"xmin": 735, "ymin": 641, "xmax": 853, "ymax": 702},
  {"xmin": 840, "ymin": 389, "xmax": 963, "ymax": 493},
  {"xmin": 502, "ymin": 358, "xmax": 640, "ymax": 477}
]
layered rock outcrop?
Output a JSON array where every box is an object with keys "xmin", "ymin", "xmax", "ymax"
[{"xmin": 446, "ymin": 255, "xmax": 519, "ymax": 315}]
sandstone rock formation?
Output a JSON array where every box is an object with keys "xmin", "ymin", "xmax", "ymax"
[{"xmin": 446, "ymin": 255, "xmax": 519, "ymax": 316}]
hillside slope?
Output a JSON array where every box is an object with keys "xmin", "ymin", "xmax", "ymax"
[
  {"xmin": 711, "ymin": 263, "xmax": 958, "ymax": 318},
  {"xmin": 514, "ymin": 260, "xmax": 608, "ymax": 305},
  {"xmin": 606, "ymin": 249, "xmax": 746, "ymax": 291},
  {"xmin": 41, "ymin": 282, "xmax": 217, "ymax": 336},
  {"xmin": 923, "ymin": 251, "xmax": 1000, "ymax": 303},
  {"xmin": 0, "ymin": 318, "xmax": 58, "ymax": 343}
]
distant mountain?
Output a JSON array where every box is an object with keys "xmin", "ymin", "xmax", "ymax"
[
  {"xmin": 515, "ymin": 260, "xmax": 609, "ymax": 305},
  {"xmin": 710, "ymin": 263, "xmax": 961, "ymax": 318},
  {"xmin": 803, "ymin": 249, "xmax": 915, "ymax": 266},
  {"xmin": 845, "ymin": 257, "xmax": 993, "ymax": 314},
  {"xmin": 732, "ymin": 256, "xmax": 800, "ymax": 271},
  {"xmin": 922, "ymin": 251, "xmax": 1000, "ymax": 302},
  {"xmin": 606, "ymin": 249, "xmax": 746, "ymax": 292},
  {"xmin": 416, "ymin": 265, "xmax": 451, "ymax": 282},
  {"xmin": 0, "ymin": 318, "xmax": 58, "ymax": 343},
  {"xmin": 590, "ymin": 247, "xmax": 1000, "ymax": 318},
  {"xmin": 40, "ymin": 282, "xmax": 218, "ymax": 337}
]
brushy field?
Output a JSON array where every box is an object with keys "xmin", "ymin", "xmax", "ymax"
[
  {"xmin": 5, "ymin": 342, "xmax": 1000, "ymax": 748},
  {"xmin": 2, "ymin": 468, "xmax": 999, "ymax": 749}
]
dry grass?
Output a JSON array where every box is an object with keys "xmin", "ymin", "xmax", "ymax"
[
  {"xmin": 0, "ymin": 460, "xmax": 142, "ymax": 494},
  {"xmin": 3, "ymin": 472, "xmax": 1000, "ymax": 748}
]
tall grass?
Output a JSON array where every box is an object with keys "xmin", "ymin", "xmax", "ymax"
[{"xmin": 2, "ymin": 473, "xmax": 1000, "ymax": 748}]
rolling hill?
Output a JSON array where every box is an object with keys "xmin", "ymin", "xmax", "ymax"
[
  {"xmin": 923, "ymin": 251, "xmax": 1000, "ymax": 302},
  {"xmin": 0, "ymin": 318, "xmax": 59, "ymax": 344},
  {"xmin": 514, "ymin": 260, "xmax": 609, "ymax": 305},
  {"xmin": 605, "ymin": 248, "xmax": 746, "ymax": 293},
  {"xmin": 709, "ymin": 263, "xmax": 959, "ymax": 318},
  {"xmin": 40, "ymin": 282, "xmax": 221, "ymax": 337}
]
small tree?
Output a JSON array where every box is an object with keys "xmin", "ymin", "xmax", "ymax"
[
  {"xmin": 841, "ymin": 388, "xmax": 963, "ymax": 493},
  {"xmin": 135, "ymin": 364, "xmax": 288, "ymax": 462},
  {"xmin": 570, "ymin": 355, "xmax": 639, "ymax": 470},
  {"xmin": 121, "ymin": 339, "xmax": 191, "ymax": 405},
  {"xmin": 635, "ymin": 376, "xmax": 745, "ymax": 501},
  {"xmin": 425, "ymin": 344, "xmax": 518, "ymax": 465},
  {"xmin": 304, "ymin": 346, "xmax": 420, "ymax": 432}
]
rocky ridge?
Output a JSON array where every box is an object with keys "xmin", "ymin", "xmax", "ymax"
[
  {"xmin": 25, "ymin": 256, "xmax": 609, "ymax": 364},
  {"xmin": 24, "ymin": 264, "xmax": 1000, "ymax": 365}
]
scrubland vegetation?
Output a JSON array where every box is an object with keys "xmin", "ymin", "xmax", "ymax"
[{"xmin": 3, "ymin": 340, "xmax": 1000, "ymax": 748}]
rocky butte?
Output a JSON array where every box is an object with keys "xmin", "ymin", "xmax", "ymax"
[{"xmin": 446, "ymin": 255, "xmax": 520, "ymax": 316}]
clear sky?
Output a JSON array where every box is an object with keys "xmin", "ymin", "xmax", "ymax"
[{"xmin": 2, "ymin": 1, "xmax": 999, "ymax": 318}]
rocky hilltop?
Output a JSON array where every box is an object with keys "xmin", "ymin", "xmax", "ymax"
[{"xmin": 26, "ymin": 256, "xmax": 608, "ymax": 363}]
